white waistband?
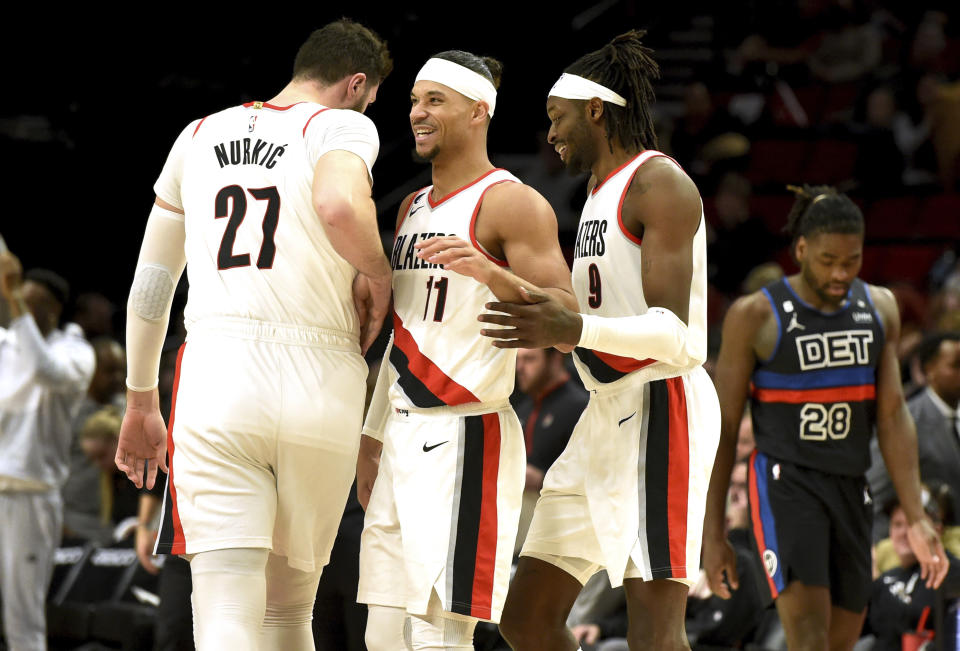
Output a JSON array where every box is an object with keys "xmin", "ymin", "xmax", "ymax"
[
  {"xmin": 389, "ymin": 398, "xmax": 511, "ymax": 418},
  {"xmin": 186, "ymin": 316, "xmax": 360, "ymax": 352}
]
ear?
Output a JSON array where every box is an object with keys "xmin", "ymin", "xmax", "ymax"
[
  {"xmin": 345, "ymin": 72, "xmax": 368, "ymax": 100},
  {"xmin": 586, "ymin": 97, "xmax": 605, "ymax": 124},
  {"xmin": 794, "ymin": 236, "xmax": 807, "ymax": 262},
  {"xmin": 471, "ymin": 100, "xmax": 491, "ymax": 123}
]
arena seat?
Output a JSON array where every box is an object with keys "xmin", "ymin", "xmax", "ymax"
[
  {"xmin": 746, "ymin": 140, "xmax": 809, "ymax": 188},
  {"xmin": 801, "ymin": 140, "xmax": 858, "ymax": 185}
]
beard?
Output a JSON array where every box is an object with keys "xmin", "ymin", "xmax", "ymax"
[
  {"xmin": 412, "ymin": 144, "xmax": 439, "ymax": 163},
  {"xmin": 801, "ymin": 264, "xmax": 850, "ymax": 308},
  {"xmin": 562, "ymin": 118, "xmax": 598, "ymax": 175}
]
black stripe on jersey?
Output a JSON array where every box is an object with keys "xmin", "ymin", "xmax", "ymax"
[
  {"xmin": 156, "ymin": 475, "xmax": 177, "ymax": 553},
  {"xmin": 644, "ymin": 379, "xmax": 673, "ymax": 579},
  {"xmin": 574, "ymin": 347, "xmax": 630, "ymax": 384},
  {"xmin": 450, "ymin": 415, "xmax": 485, "ymax": 615},
  {"xmin": 389, "ymin": 345, "xmax": 445, "ymax": 408}
]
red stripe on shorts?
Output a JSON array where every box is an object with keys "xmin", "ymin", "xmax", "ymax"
[
  {"xmin": 748, "ymin": 450, "xmax": 779, "ymax": 598},
  {"xmin": 665, "ymin": 376, "xmax": 690, "ymax": 577},
  {"xmin": 166, "ymin": 343, "xmax": 188, "ymax": 553},
  {"xmin": 471, "ymin": 412, "xmax": 502, "ymax": 620}
]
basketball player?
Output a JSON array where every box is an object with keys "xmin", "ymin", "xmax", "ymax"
[
  {"xmin": 475, "ymin": 32, "xmax": 720, "ymax": 651},
  {"xmin": 355, "ymin": 51, "xmax": 577, "ymax": 650},
  {"xmin": 701, "ymin": 186, "xmax": 947, "ymax": 651},
  {"xmin": 114, "ymin": 20, "xmax": 393, "ymax": 651}
]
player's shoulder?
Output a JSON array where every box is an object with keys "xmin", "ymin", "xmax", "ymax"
[
  {"xmin": 306, "ymin": 105, "xmax": 378, "ymax": 133},
  {"xmin": 864, "ymin": 282, "xmax": 899, "ymax": 329},
  {"xmin": 483, "ymin": 175, "xmax": 552, "ymax": 215},
  {"xmin": 628, "ymin": 153, "xmax": 701, "ymax": 225},
  {"xmin": 633, "ymin": 154, "xmax": 698, "ymax": 198},
  {"xmin": 726, "ymin": 289, "xmax": 775, "ymax": 328}
]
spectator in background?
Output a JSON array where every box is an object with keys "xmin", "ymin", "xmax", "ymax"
[
  {"xmin": 0, "ymin": 251, "xmax": 95, "ymax": 651},
  {"xmin": 72, "ymin": 291, "xmax": 116, "ymax": 340},
  {"xmin": 63, "ymin": 336, "xmax": 127, "ymax": 543},
  {"xmin": 807, "ymin": 4, "xmax": 881, "ymax": 84},
  {"xmin": 854, "ymin": 86, "xmax": 907, "ymax": 196},
  {"xmin": 865, "ymin": 487, "xmax": 960, "ymax": 651},
  {"xmin": 512, "ymin": 347, "xmax": 588, "ymax": 554},
  {"xmin": 869, "ymin": 331, "xmax": 960, "ymax": 540},
  {"xmin": 669, "ymin": 83, "xmax": 746, "ymax": 185},
  {"xmin": 706, "ymin": 173, "xmax": 776, "ymax": 295}
]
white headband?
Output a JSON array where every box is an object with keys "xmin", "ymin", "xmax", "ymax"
[
  {"xmin": 548, "ymin": 73, "xmax": 627, "ymax": 107},
  {"xmin": 415, "ymin": 58, "xmax": 498, "ymax": 118}
]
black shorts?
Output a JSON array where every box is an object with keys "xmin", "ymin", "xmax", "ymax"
[{"xmin": 747, "ymin": 450, "xmax": 873, "ymax": 612}]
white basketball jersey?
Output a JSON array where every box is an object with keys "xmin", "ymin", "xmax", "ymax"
[
  {"xmin": 153, "ymin": 101, "xmax": 379, "ymax": 338},
  {"xmin": 570, "ymin": 150, "xmax": 708, "ymax": 389},
  {"xmin": 387, "ymin": 169, "xmax": 520, "ymax": 408}
]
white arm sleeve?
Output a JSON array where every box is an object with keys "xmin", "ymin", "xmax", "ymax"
[
  {"xmin": 577, "ymin": 307, "xmax": 698, "ymax": 368},
  {"xmin": 305, "ymin": 109, "xmax": 380, "ymax": 183},
  {"xmin": 126, "ymin": 203, "xmax": 187, "ymax": 391},
  {"xmin": 361, "ymin": 333, "xmax": 393, "ymax": 442}
]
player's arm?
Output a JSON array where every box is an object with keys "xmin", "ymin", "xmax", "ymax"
[
  {"xmin": 135, "ymin": 491, "xmax": 162, "ymax": 574},
  {"xmin": 415, "ymin": 183, "xmax": 576, "ymax": 308},
  {"xmin": 702, "ymin": 292, "xmax": 769, "ymax": 598},
  {"xmin": 117, "ymin": 197, "xmax": 186, "ymax": 489},
  {"xmin": 872, "ymin": 285, "xmax": 948, "ymax": 588},
  {"xmin": 356, "ymin": 192, "xmax": 415, "ymax": 510}
]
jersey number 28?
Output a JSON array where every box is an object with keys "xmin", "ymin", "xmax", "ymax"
[
  {"xmin": 799, "ymin": 402, "xmax": 851, "ymax": 441},
  {"xmin": 215, "ymin": 185, "xmax": 280, "ymax": 270}
]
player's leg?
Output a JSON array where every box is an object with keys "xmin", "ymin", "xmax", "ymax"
[
  {"xmin": 408, "ymin": 610, "xmax": 478, "ymax": 650},
  {"xmin": 622, "ymin": 578, "xmax": 690, "ymax": 650},
  {"xmin": 774, "ymin": 582, "xmax": 832, "ymax": 650},
  {"xmin": 365, "ymin": 605, "xmax": 411, "ymax": 651},
  {"xmin": 498, "ymin": 555, "xmax": 585, "ymax": 651},
  {"xmin": 828, "ymin": 605, "xmax": 867, "ymax": 651},
  {"xmin": 260, "ymin": 552, "xmax": 323, "ymax": 650},
  {"xmin": 189, "ymin": 547, "xmax": 270, "ymax": 651}
]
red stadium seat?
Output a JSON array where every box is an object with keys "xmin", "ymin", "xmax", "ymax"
[
  {"xmin": 865, "ymin": 244, "xmax": 948, "ymax": 287},
  {"xmin": 747, "ymin": 140, "xmax": 810, "ymax": 187},
  {"xmin": 917, "ymin": 194, "xmax": 960, "ymax": 239},
  {"xmin": 750, "ymin": 195, "xmax": 795, "ymax": 234},
  {"xmin": 866, "ymin": 197, "xmax": 921, "ymax": 240},
  {"xmin": 801, "ymin": 140, "xmax": 858, "ymax": 185}
]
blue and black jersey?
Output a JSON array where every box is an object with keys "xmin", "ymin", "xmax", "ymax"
[{"xmin": 750, "ymin": 278, "xmax": 885, "ymax": 476}]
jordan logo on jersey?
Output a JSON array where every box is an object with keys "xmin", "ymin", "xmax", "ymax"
[{"xmin": 786, "ymin": 313, "xmax": 805, "ymax": 333}]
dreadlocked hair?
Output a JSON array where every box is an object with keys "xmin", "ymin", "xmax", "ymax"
[
  {"xmin": 783, "ymin": 184, "xmax": 864, "ymax": 243},
  {"xmin": 564, "ymin": 30, "xmax": 660, "ymax": 152}
]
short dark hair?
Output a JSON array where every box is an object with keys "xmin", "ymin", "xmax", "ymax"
[
  {"xmin": 432, "ymin": 50, "xmax": 503, "ymax": 90},
  {"xmin": 24, "ymin": 268, "xmax": 69, "ymax": 308},
  {"xmin": 293, "ymin": 19, "xmax": 393, "ymax": 86},
  {"xmin": 883, "ymin": 481, "xmax": 955, "ymax": 526},
  {"xmin": 784, "ymin": 184, "xmax": 864, "ymax": 243},
  {"xmin": 915, "ymin": 331, "xmax": 960, "ymax": 370},
  {"xmin": 563, "ymin": 30, "xmax": 660, "ymax": 153}
]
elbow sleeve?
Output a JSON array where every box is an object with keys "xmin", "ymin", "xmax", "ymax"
[{"xmin": 577, "ymin": 307, "xmax": 697, "ymax": 368}]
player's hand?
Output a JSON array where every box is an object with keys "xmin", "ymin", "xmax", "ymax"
[
  {"xmin": 702, "ymin": 534, "xmax": 740, "ymax": 599},
  {"xmin": 116, "ymin": 388, "xmax": 168, "ymax": 490},
  {"xmin": 415, "ymin": 236, "xmax": 496, "ymax": 284},
  {"xmin": 0, "ymin": 250, "xmax": 23, "ymax": 300},
  {"xmin": 570, "ymin": 624, "xmax": 601, "ymax": 645},
  {"xmin": 136, "ymin": 524, "xmax": 160, "ymax": 575},
  {"xmin": 479, "ymin": 287, "xmax": 582, "ymax": 349},
  {"xmin": 907, "ymin": 517, "xmax": 949, "ymax": 589},
  {"xmin": 353, "ymin": 272, "xmax": 391, "ymax": 355},
  {"xmin": 356, "ymin": 434, "xmax": 383, "ymax": 511}
]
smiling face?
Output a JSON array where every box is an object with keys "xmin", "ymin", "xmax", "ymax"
[
  {"xmin": 795, "ymin": 231, "xmax": 864, "ymax": 309},
  {"xmin": 546, "ymin": 96, "xmax": 598, "ymax": 175},
  {"xmin": 410, "ymin": 80, "xmax": 476, "ymax": 161}
]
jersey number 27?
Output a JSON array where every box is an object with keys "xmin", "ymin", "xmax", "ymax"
[{"xmin": 215, "ymin": 185, "xmax": 280, "ymax": 270}]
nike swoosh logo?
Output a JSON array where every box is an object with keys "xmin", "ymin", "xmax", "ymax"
[
  {"xmin": 618, "ymin": 412, "xmax": 637, "ymax": 427},
  {"xmin": 422, "ymin": 441, "xmax": 448, "ymax": 452},
  {"xmin": 409, "ymin": 205, "xmax": 424, "ymax": 216}
]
